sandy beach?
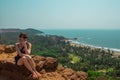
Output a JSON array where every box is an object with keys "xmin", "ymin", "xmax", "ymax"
[{"xmin": 65, "ymin": 39, "xmax": 120, "ymax": 58}]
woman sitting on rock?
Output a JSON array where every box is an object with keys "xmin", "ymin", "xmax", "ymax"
[{"xmin": 15, "ymin": 33, "xmax": 41, "ymax": 79}]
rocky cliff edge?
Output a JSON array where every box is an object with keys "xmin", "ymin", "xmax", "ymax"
[{"xmin": 0, "ymin": 44, "xmax": 88, "ymax": 80}]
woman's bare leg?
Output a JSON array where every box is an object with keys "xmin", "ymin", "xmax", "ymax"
[
  {"xmin": 26, "ymin": 57, "xmax": 36, "ymax": 70},
  {"xmin": 26, "ymin": 57, "xmax": 41, "ymax": 77},
  {"xmin": 17, "ymin": 57, "xmax": 38, "ymax": 78}
]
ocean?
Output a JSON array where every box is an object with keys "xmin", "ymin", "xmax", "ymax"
[{"xmin": 40, "ymin": 29, "xmax": 120, "ymax": 51}]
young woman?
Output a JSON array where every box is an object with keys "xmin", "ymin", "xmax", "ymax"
[{"xmin": 15, "ymin": 33, "xmax": 41, "ymax": 79}]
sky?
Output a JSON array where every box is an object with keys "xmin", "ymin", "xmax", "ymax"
[{"xmin": 0, "ymin": 0, "xmax": 120, "ymax": 29}]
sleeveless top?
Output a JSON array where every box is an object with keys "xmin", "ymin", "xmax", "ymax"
[
  {"xmin": 19, "ymin": 42, "xmax": 29, "ymax": 54},
  {"xmin": 20, "ymin": 46, "xmax": 26, "ymax": 54},
  {"xmin": 15, "ymin": 42, "xmax": 29, "ymax": 64}
]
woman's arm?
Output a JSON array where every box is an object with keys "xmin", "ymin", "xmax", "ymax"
[
  {"xmin": 15, "ymin": 43, "xmax": 24, "ymax": 57},
  {"xmin": 23, "ymin": 42, "xmax": 32, "ymax": 55}
]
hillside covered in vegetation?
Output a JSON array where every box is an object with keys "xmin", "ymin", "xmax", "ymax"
[{"xmin": 0, "ymin": 28, "xmax": 120, "ymax": 80}]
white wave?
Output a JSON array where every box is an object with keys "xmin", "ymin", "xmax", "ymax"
[{"xmin": 69, "ymin": 39, "xmax": 120, "ymax": 52}]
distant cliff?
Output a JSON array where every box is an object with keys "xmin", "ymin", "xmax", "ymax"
[
  {"xmin": 0, "ymin": 28, "xmax": 43, "ymax": 34},
  {"xmin": 0, "ymin": 28, "xmax": 44, "ymax": 44},
  {"xmin": 0, "ymin": 44, "xmax": 88, "ymax": 80}
]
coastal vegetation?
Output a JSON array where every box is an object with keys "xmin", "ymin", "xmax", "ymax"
[{"xmin": 0, "ymin": 28, "xmax": 120, "ymax": 80}]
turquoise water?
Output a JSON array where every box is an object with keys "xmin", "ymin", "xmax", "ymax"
[{"xmin": 40, "ymin": 29, "xmax": 120, "ymax": 51}]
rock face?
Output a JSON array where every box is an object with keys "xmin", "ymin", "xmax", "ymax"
[
  {"xmin": 33, "ymin": 56, "xmax": 58, "ymax": 71},
  {"xmin": 0, "ymin": 45, "xmax": 88, "ymax": 80},
  {"xmin": 4, "ymin": 45, "xmax": 16, "ymax": 53},
  {"xmin": 0, "ymin": 45, "xmax": 16, "ymax": 54}
]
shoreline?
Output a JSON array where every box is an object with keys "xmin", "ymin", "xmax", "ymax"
[{"xmin": 65, "ymin": 39, "xmax": 120, "ymax": 57}]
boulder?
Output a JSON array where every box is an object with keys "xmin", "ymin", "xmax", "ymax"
[
  {"xmin": 0, "ymin": 45, "xmax": 5, "ymax": 54},
  {"xmin": 4, "ymin": 45, "xmax": 16, "ymax": 53},
  {"xmin": 44, "ymin": 57, "xmax": 58, "ymax": 71},
  {"xmin": 76, "ymin": 71, "xmax": 88, "ymax": 80},
  {"xmin": 0, "ymin": 60, "xmax": 30, "ymax": 80},
  {"xmin": 0, "ymin": 49, "xmax": 4, "ymax": 54},
  {"xmin": 32, "ymin": 56, "xmax": 58, "ymax": 71}
]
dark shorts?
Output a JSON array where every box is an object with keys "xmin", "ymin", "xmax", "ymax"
[{"xmin": 15, "ymin": 55, "xmax": 21, "ymax": 65}]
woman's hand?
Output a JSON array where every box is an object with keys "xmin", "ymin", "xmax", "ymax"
[
  {"xmin": 20, "ymin": 41, "xmax": 31, "ymax": 55},
  {"xmin": 22, "ymin": 54, "xmax": 31, "ymax": 59},
  {"xmin": 25, "ymin": 55, "xmax": 32, "ymax": 58},
  {"xmin": 21, "ymin": 41, "xmax": 27, "ymax": 47}
]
